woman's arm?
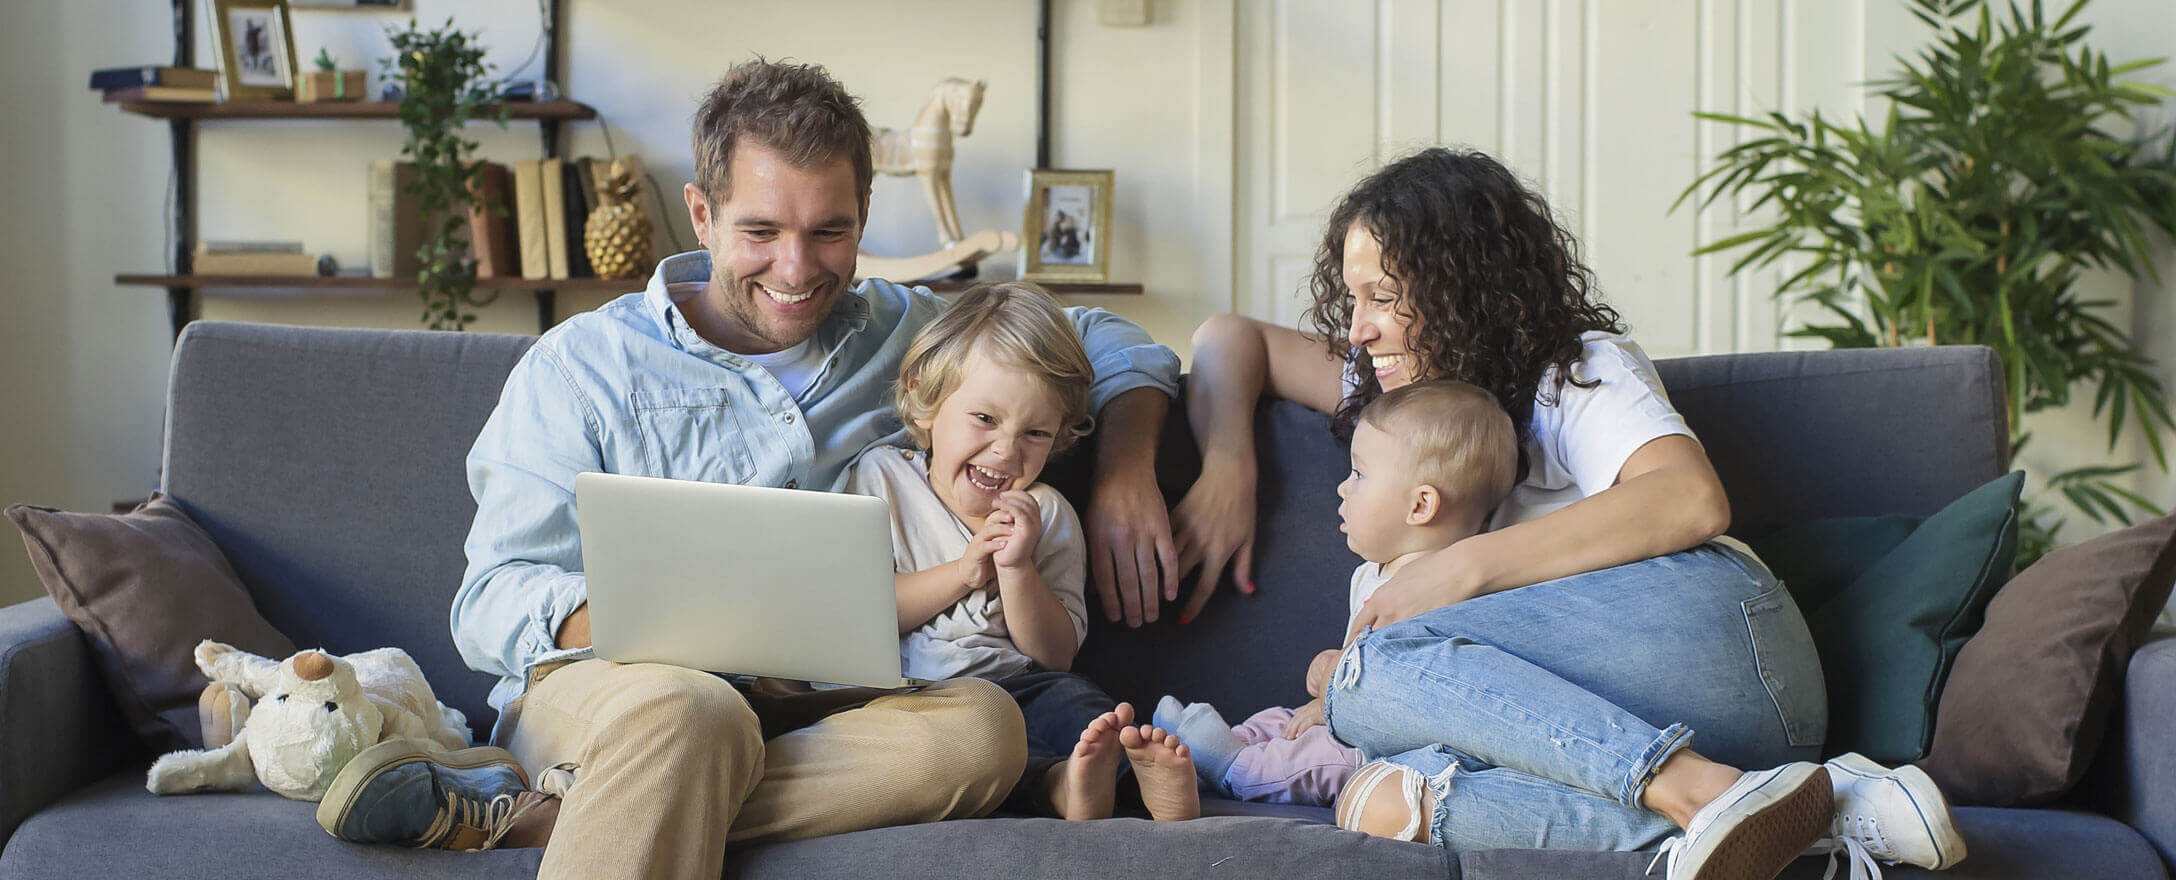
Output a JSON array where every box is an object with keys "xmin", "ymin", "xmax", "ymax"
[
  {"xmin": 1170, "ymin": 315, "xmax": 1347, "ymax": 621},
  {"xmin": 1346, "ymin": 433, "xmax": 1730, "ymax": 640}
]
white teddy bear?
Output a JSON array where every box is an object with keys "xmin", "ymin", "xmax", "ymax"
[{"xmin": 146, "ymin": 640, "xmax": 472, "ymax": 802}]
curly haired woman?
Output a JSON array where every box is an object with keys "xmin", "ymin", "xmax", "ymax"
[{"xmin": 1172, "ymin": 149, "xmax": 1965, "ymax": 880}]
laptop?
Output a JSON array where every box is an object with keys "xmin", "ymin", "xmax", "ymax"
[{"xmin": 574, "ymin": 471, "xmax": 927, "ymax": 689}]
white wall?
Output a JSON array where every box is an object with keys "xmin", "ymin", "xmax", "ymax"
[
  {"xmin": 3, "ymin": 0, "xmax": 2172, "ymax": 606},
  {"xmin": 0, "ymin": 0, "xmax": 1231, "ymax": 606},
  {"xmin": 1232, "ymin": 0, "xmax": 2176, "ymax": 546}
]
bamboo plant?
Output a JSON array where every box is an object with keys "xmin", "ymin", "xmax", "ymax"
[{"xmin": 1679, "ymin": 0, "xmax": 2176, "ymax": 561}]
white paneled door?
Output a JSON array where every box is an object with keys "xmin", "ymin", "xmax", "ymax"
[{"xmin": 1231, "ymin": 0, "xmax": 1894, "ymax": 357}]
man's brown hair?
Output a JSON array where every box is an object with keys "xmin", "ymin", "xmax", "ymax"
[{"xmin": 693, "ymin": 58, "xmax": 875, "ymax": 211}]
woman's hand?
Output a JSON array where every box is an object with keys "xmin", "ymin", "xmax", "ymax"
[
  {"xmin": 1283, "ymin": 697, "xmax": 1328, "ymax": 739},
  {"xmin": 1344, "ymin": 545, "xmax": 1488, "ymax": 644},
  {"xmin": 1170, "ymin": 459, "xmax": 1260, "ymax": 624}
]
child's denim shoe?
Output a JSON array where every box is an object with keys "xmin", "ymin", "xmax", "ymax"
[{"xmin": 314, "ymin": 738, "xmax": 545, "ymax": 851}]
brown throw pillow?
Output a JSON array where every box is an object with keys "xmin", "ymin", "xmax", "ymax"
[
  {"xmin": 6, "ymin": 494, "xmax": 294, "ymax": 752},
  {"xmin": 1918, "ymin": 512, "xmax": 2176, "ymax": 805}
]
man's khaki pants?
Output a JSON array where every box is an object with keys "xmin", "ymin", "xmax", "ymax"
[{"xmin": 498, "ymin": 659, "xmax": 1027, "ymax": 880}]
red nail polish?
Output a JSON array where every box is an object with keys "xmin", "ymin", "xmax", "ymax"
[{"xmin": 1179, "ymin": 614, "xmax": 1193, "ymax": 625}]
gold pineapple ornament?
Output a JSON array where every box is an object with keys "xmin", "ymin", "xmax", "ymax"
[{"xmin": 584, "ymin": 158, "xmax": 655, "ymax": 280}]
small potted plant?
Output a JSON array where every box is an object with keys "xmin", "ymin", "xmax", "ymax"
[
  {"xmin": 382, "ymin": 19, "xmax": 509, "ymax": 329},
  {"xmin": 298, "ymin": 48, "xmax": 365, "ymax": 102}
]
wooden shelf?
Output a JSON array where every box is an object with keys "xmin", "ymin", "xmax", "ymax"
[
  {"xmin": 117, "ymin": 273, "xmax": 637, "ymax": 293},
  {"xmin": 112, "ymin": 100, "xmax": 597, "ymax": 121},
  {"xmin": 118, "ymin": 274, "xmax": 1143, "ymax": 296},
  {"xmin": 922, "ymin": 280, "xmax": 1143, "ymax": 295}
]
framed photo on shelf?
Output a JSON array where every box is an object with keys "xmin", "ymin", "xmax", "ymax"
[
  {"xmin": 208, "ymin": 0, "xmax": 299, "ymax": 100},
  {"xmin": 1020, "ymin": 169, "xmax": 1112, "ymax": 283}
]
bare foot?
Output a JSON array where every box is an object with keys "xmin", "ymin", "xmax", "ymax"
[
  {"xmin": 1045, "ymin": 702, "xmax": 1135, "ymax": 820},
  {"xmin": 1120, "ymin": 724, "xmax": 1201, "ymax": 822}
]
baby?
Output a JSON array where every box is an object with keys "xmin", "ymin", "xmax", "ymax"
[
  {"xmin": 846, "ymin": 281, "xmax": 1199, "ymax": 822},
  {"xmin": 1154, "ymin": 379, "xmax": 1518, "ymax": 807}
]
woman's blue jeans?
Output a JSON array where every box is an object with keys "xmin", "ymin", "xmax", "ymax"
[{"xmin": 1322, "ymin": 543, "xmax": 1826, "ymax": 852}]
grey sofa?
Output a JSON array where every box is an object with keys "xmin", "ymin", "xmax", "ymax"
[{"xmin": 2, "ymin": 320, "xmax": 2171, "ymax": 879}]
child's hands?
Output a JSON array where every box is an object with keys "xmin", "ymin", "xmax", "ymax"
[
  {"xmin": 957, "ymin": 522, "xmax": 1003, "ymax": 593},
  {"xmin": 1283, "ymin": 697, "xmax": 1327, "ymax": 739},
  {"xmin": 1304, "ymin": 648, "xmax": 1343, "ymax": 698},
  {"xmin": 988, "ymin": 491, "xmax": 1043, "ymax": 572}
]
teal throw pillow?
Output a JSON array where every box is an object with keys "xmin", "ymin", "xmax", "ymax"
[
  {"xmin": 1748, "ymin": 515, "xmax": 1924, "ymax": 614},
  {"xmin": 1802, "ymin": 471, "xmax": 2023, "ymax": 763}
]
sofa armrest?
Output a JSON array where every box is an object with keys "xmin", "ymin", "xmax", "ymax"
[
  {"xmin": 0, "ymin": 597, "xmax": 128, "ymax": 848},
  {"xmin": 2112, "ymin": 631, "xmax": 2176, "ymax": 869}
]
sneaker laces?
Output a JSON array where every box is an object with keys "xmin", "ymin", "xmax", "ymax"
[
  {"xmin": 434, "ymin": 789, "xmax": 543, "ymax": 852},
  {"xmin": 1817, "ymin": 832, "xmax": 1884, "ymax": 880},
  {"xmin": 1644, "ymin": 836, "xmax": 1685, "ymax": 877}
]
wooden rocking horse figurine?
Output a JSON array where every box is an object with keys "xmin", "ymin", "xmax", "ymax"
[
  {"xmin": 872, "ymin": 77, "xmax": 984, "ymax": 247},
  {"xmin": 860, "ymin": 77, "xmax": 1020, "ymax": 283}
]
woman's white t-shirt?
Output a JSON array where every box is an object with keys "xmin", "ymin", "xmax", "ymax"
[{"xmin": 1344, "ymin": 331, "xmax": 1697, "ymax": 531}]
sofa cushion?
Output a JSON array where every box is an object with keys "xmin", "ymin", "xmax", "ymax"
[
  {"xmin": 0, "ymin": 771, "xmax": 1446, "ymax": 880},
  {"xmin": 1920, "ymin": 512, "xmax": 2176, "ymax": 806},
  {"xmin": 8, "ymin": 772, "xmax": 2165, "ymax": 880},
  {"xmin": 1788, "ymin": 471, "xmax": 2023, "ymax": 763},
  {"xmin": 4, "ymin": 496, "xmax": 295, "ymax": 752},
  {"xmin": 161, "ymin": 323, "xmax": 534, "ymax": 738}
]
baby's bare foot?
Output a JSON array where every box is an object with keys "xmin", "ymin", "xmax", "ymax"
[
  {"xmin": 1046, "ymin": 702, "xmax": 1134, "ymax": 820},
  {"xmin": 1121, "ymin": 724, "xmax": 1201, "ymax": 822}
]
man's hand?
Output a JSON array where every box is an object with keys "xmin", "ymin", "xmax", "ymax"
[
  {"xmin": 1083, "ymin": 388, "xmax": 1181, "ymax": 627},
  {"xmin": 1344, "ymin": 546, "xmax": 1486, "ymax": 645},
  {"xmin": 555, "ymin": 603, "xmax": 592, "ymax": 650},
  {"xmin": 1283, "ymin": 697, "xmax": 1327, "ymax": 739},
  {"xmin": 990, "ymin": 491, "xmax": 1043, "ymax": 572},
  {"xmin": 1170, "ymin": 460, "xmax": 1259, "ymax": 625},
  {"xmin": 1085, "ymin": 465, "xmax": 1179, "ymax": 627},
  {"xmin": 1304, "ymin": 648, "xmax": 1342, "ymax": 698}
]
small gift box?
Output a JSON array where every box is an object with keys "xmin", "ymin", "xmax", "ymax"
[{"xmin": 297, "ymin": 70, "xmax": 365, "ymax": 103}]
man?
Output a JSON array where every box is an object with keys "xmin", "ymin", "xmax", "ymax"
[{"xmin": 314, "ymin": 59, "xmax": 1183, "ymax": 879}]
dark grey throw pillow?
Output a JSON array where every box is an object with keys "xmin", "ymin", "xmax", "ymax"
[{"xmin": 7, "ymin": 494, "xmax": 295, "ymax": 751}]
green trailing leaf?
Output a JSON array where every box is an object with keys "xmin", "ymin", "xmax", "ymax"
[
  {"xmin": 1677, "ymin": 0, "xmax": 2176, "ymax": 567},
  {"xmin": 382, "ymin": 18, "xmax": 510, "ymax": 331}
]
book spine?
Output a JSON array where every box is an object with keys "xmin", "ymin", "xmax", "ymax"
[
  {"xmin": 88, "ymin": 66, "xmax": 160, "ymax": 90},
  {"xmin": 541, "ymin": 157, "xmax": 569, "ymax": 281},
  {"xmin": 514, "ymin": 160, "xmax": 549, "ymax": 280},
  {"xmin": 369, "ymin": 160, "xmax": 396, "ymax": 278}
]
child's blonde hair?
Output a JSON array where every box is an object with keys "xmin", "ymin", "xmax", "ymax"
[
  {"xmin": 1359, "ymin": 380, "xmax": 1519, "ymax": 516},
  {"xmin": 894, "ymin": 281, "xmax": 1094, "ymax": 452}
]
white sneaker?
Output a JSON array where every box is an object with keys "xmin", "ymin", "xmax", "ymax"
[
  {"xmin": 1806, "ymin": 752, "xmax": 1967, "ymax": 878},
  {"xmin": 1647, "ymin": 763, "xmax": 1834, "ymax": 880}
]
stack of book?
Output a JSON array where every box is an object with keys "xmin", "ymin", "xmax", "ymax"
[
  {"xmin": 194, "ymin": 241, "xmax": 321, "ymax": 276},
  {"xmin": 92, "ymin": 65, "xmax": 218, "ymax": 103},
  {"xmin": 458, "ymin": 155, "xmax": 665, "ymax": 281}
]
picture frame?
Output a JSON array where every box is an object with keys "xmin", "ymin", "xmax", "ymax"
[
  {"xmin": 1020, "ymin": 169, "xmax": 1113, "ymax": 283},
  {"xmin": 207, "ymin": 0, "xmax": 299, "ymax": 100}
]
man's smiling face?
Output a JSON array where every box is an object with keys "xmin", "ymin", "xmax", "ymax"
[{"xmin": 685, "ymin": 141, "xmax": 868, "ymax": 354}]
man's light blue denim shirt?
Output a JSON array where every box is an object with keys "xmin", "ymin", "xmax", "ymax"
[{"xmin": 452, "ymin": 250, "xmax": 1181, "ymax": 714}]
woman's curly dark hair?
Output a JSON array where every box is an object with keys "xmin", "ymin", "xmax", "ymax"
[{"xmin": 1306, "ymin": 148, "xmax": 1624, "ymax": 454}]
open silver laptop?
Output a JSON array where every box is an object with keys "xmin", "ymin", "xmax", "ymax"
[{"xmin": 574, "ymin": 471, "xmax": 926, "ymax": 689}]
